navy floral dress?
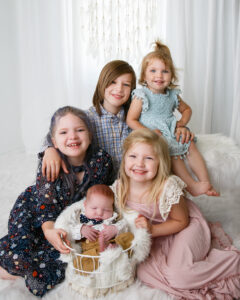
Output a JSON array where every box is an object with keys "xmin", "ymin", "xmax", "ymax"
[{"xmin": 0, "ymin": 148, "xmax": 113, "ymax": 297}]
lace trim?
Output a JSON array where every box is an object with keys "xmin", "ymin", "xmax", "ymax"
[
  {"xmin": 159, "ymin": 176, "xmax": 186, "ymax": 221},
  {"xmin": 171, "ymin": 88, "xmax": 181, "ymax": 109},
  {"xmin": 131, "ymin": 89, "xmax": 149, "ymax": 112}
]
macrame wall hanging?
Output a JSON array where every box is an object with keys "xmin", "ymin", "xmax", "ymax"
[{"xmin": 77, "ymin": 0, "xmax": 159, "ymax": 64}]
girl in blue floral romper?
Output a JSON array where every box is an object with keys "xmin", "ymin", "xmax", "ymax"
[
  {"xmin": 127, "ymin": 40, "xmax": 219, "ymax": 197},
  {"xmin": 0, "ymin": 106, "xmax": 113, "ymax": 297}
]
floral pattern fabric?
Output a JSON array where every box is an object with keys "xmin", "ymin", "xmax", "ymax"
[{"xmin": 0, "ymin": 148, "xmax": 113, "ymax": 297}]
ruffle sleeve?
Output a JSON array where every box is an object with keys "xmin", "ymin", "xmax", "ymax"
[
  {"xmin": 158, "ymin": 175, "xmax": 186, "ymax": 221},
  {"xmin": 170, "ymin": 88, "xmax": 181, "ymax": 109},
  {"xmin": 131, "ymin": 88, "xmax": 149, "ymax": 112}
]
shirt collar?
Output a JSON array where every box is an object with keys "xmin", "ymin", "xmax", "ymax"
[{"xmin": 99, "ymin": 105, "xmax": 125, "ymax": 120}]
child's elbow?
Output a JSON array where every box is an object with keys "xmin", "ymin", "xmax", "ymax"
[
  {"xmin": 181, "ymin": 217, "xmax": 190, "ymax": 230},
  {"xmin": 126, "ymin": 116, "xmax": 134, "ymax": 129}
]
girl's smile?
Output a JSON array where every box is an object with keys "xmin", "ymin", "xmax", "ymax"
[
  {"xmin": 103, "ymin": 73, "xmax": 132, "ymax": 114},
  {"xmin": 52, "ymin": 113, "xmax": 91, "ymax": 165},
  {"xmin": 124, "ymin": 142, "xmax": 159, "ymax": 183},
  {"xmin": 144, "ymin": 59, "xmax": 172, "ymax": 94}
]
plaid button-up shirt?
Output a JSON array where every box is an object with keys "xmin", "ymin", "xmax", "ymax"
[{"xmin": 86, "ymin": 105, "xmax": 131, "ymax": 177}]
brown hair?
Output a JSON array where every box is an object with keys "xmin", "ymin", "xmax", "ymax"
[
  {"xmin": 139, "ymin": 40, "xmax": 178, "ymax": 88},
  {"xmin": 43, "ymin": 106, "xmax": 93, "ymax": 198},
  {"xmin": 92, "ymin": 60, "xmax": 136, "ymax": 116}
]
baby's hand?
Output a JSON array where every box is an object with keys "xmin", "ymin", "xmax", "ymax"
[
  {"xmin": 135, "ymin": 214, "xmax": 152, "ymax": 233},
  {"xmin": 99, "ymin": 225, "xmax": 118, "ymax": 241},
  {"xmin": 81, "ymin": 225, "xmax": 99, "ymax": 241}
]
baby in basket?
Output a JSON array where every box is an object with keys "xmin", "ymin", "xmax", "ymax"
[
  {"xmin": 70, "ymin": 184, "xmax": 134, "ymax": 272},
  {"xmin": 55, "ymin": 184, "xmax": 150, "ymax": 297}
]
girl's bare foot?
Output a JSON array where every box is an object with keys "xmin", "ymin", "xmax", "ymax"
[
  {"xmin": 187, "ymin": 181, "xmax": 211, "ymax": 197},
  {"xmin": 0, "ymin": 266, "xmax": 18, "ymax": 280},
  {"xmin": 206, "ymin": 186, "xmax": 220, "ymax": 197}
]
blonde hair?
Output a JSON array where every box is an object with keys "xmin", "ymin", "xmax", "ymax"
[
  {"xmin": 139, "ymin": 40, "xmax": 178, "ymax": 88},
  {"xmin": 92, "ymin": 60, "xmax": 136, "ymax": 116},
  {"xmin": 118, "ymin": 128, "xmax": 171, "ymax": 213}
]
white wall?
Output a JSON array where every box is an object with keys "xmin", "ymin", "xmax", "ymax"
[{"xmin": 0, "ymin": 1, "xmax": 23, "ymax": 154}]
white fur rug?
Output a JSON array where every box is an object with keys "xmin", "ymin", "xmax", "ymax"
[{"xmin": 0, "ymin": 134, "xmax": 240, "ymax": 300}]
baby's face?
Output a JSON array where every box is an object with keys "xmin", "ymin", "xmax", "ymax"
[{"xmin": 84, "ymin": 193, "xmax": 114, "ymax": 221}]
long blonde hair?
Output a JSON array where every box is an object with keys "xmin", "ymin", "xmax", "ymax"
[
  {"xmin": 139, "ymin": 40, "xmax": 178, "ymax": 88},
  {"xmin": 118, "ymin": 128, "xmax": 171, "ymax": 212}
]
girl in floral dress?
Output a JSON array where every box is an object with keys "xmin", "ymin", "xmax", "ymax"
[{"xmin": 0, "ymin": 106, "xmax": 113, "ymax": 297}]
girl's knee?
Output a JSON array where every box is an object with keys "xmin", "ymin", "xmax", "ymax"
[{"xmin": 188, "ymin": 140, "xmax": 196, "ymax": 151}]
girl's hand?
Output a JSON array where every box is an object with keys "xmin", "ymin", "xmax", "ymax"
[
  {"xmin": 135, "ymin": 215, "xmax": 152, "ymax": 233},
  {"xmin": 175, "ymin": 127, "xmax": 195, "ymax": 144},
  {"xmin": 154, "ymin": 129, "xmax": 162, "ymax": 136},
  {"xmin": 44, "ymin": 228, "xmax": 71, "ymax": 254},
  {"xmin": 81, "ymin": 225, "xmax": 99, "ymax": 241},
  {"xmin": 42, "ymin": 147, "xmax": 68, "ymax": 182},
  {"xmin": 176, "ymin": 120, "xmax": 186, "ymax": 128},
  {"xmin": 99, "ymin": 225, "xmax": 118, "ymax": 242}
]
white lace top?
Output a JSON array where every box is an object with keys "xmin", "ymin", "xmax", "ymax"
[{"xmin": 111, "ymin": 175, "xmax": 186, "ymax": 221}]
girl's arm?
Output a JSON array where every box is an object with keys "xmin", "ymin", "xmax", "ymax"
[
  {"xmin": 42, "ymin": 147, "xmax": 68, "ymax": 182},
  {"xmin": 135, "ymin": 196, "xmax": 189, "ymax": 237},
  {"xmin": 42, "ymin": 221, "xmax": 71, "ymax": 254},
  {"xmin": 126, "ymin": 97, "xmax": 146, "ymax": 130},
  {"xmin": 176, "ymin": 96, "xmax": 192, "ymax": 128}
]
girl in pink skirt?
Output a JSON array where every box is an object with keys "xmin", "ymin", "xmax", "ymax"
[{"xmin": 114, "ymin": 128, "xmax": 240, "ymax": 299}]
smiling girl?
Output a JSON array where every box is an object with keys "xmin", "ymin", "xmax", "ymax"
[
  {"xmin": 127, "ymin": 41, "xmax": 219, "ymax": 197},
  {"xmin": 0, "ymin": 106, "xmax": 113, "ymax": 297}
]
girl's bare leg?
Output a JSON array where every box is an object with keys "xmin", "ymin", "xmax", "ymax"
[
  {"xmin": 172, "ymin": 157, "xmax": 211, "ymax": 196},
  {"xmin": 0, "ymin": 266, "xmax": 19, "ymax": 280},
  {"xmin": 186, "ymin": 142, "xmax": 219, "ymax": 196}
]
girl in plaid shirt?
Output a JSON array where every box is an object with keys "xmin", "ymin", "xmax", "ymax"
[{"xmin": 42, "ymin": 60, "xmax": 136, "ymax": 180}]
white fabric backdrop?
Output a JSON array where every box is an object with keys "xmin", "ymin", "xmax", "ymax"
[{"xmin": 0, "ymin": 0, "xmax": 239, "ymax": 154}]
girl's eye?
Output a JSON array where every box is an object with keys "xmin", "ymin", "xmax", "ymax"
[
  {"xmin": 112, "ymin": 80, "xmax": 116, "ymax": 84},
  {"xmin": 150, "ymin": 69, "xmax": 156, "ymax": 73},
  {"xmin": 129, "ymin": 155, "xmax": 136, "ymax": 158},
  {"xmin": 77, "ymin": 128, "xmax": 84, "ymax": 132},
  {"xmin": 146, "ymin": 157, "xmax": 153, "ymax": 160},
  {"xmin": 124, "ymin": 83, "xmax": 130, "ymax": 87},
  {"xmin": 59, "ymin": 131, "xmax": 66, "ymax": 135},
  {"xmin": 163, "ymin": 70, "xmax": 169, "ymax": 73}
]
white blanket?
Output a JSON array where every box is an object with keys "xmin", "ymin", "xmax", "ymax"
[{"xmin": 0, "ymin": 134, "xmax": 240, "ymax": 300}]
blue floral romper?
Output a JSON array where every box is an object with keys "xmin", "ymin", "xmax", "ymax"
[{"xmin": 132, "ymin": 87, "xmax": 192, "ymax": 157}]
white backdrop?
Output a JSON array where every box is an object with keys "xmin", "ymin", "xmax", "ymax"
[{"xmin": 0, "ymin": 0, "xmax": 239, "ymax": 155}]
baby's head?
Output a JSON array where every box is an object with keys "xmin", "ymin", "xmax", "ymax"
[
  {"xmin": 84, "ymin": 184, "xmax": 114, "ymax": 221},
  {"xmin": 139, "ymin": 40, "xmax": 178, "ymax": 88}
]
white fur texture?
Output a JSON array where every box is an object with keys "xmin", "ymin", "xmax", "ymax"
[
  {"xmin": 0, "ymin": 134, "xmax": 240, "ymax": 300},
  {"xmin": 54, "ymin": 201, "xmax": 151, "ymax": 298}
]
